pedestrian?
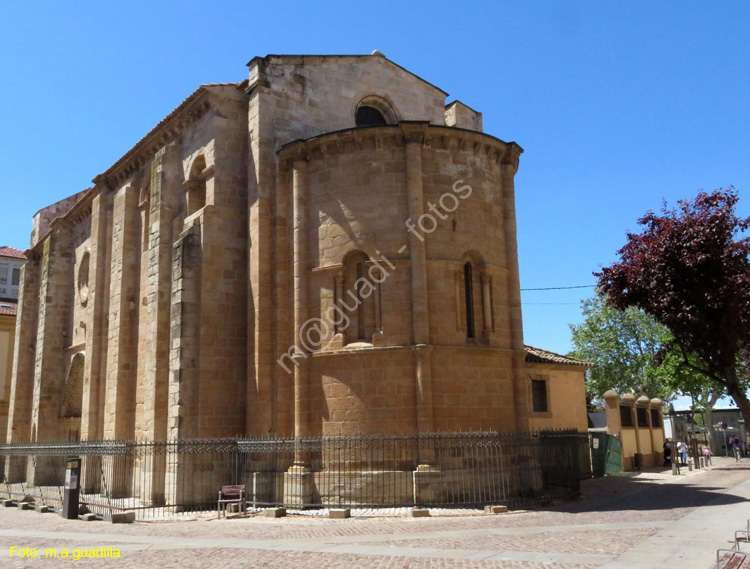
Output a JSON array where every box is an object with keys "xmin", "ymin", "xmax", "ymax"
[
  {"xmin": 677, "ymin": 439, "xmax": 688, "ymax": 466},
  {"xmin": 732, "ymin": 437, "xmax": 742, "ymax": 462},
  {"xmin": 703, "ymin": 445, "xmax": 712, "ymax": 466}
]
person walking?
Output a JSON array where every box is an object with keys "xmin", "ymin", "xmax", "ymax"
[
  {"xmin": 677, "ymin": 439, "xmax": 688, "ymax": 466},
  {"xmin": 703, "ymin": 445, "xmax": 712, "ymax": 466},
  {"xmin": 732, "ymin": 437, "xmax": 742, "ymax": 462}
]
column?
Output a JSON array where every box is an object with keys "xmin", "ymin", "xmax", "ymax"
[
  {"xmin": 501, "ymin": 150, "xmax": 527, "ymax": 432},
  {"xmin": 29, "ymin": 228, "xmax": 73, "ymax": 485},
  {"xmin": 5, "ymin": 254, "xmax": 41, "ymax": 482},
  {"xmin": 481, "ymin": 272, "xmax": 493, "ymax": 335},
  {"xmin": 285, "ymin": 153, "xmax": 312, "ymax": 506},
  {"xmin": 103, "ymin": 185, "xmax": 140, "ymax": 441}
]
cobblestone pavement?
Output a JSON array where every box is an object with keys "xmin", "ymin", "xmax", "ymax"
[{"xmin": 0, "ymin": 457, "xmax": 747, "ymax": 568}]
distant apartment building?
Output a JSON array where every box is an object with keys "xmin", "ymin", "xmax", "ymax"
[{"xmin": 0, "ymin": 247, "xmax": 25, "ymax": 301}]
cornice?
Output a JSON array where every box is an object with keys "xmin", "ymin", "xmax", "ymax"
[
  {"xmin": 92, "ymin": 89, "xmax": 214, "ymax": 190},
  {"xmin": 278, "ymin": 122, "xmax": 523, "ymax": 167}
]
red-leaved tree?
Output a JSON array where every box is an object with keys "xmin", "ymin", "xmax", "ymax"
[{"xmin": 596, "ymin": 188, "xmax": 750, "ymax": 424}]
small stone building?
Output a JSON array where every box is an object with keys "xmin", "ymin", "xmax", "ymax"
[
  {"xmin": 603, "ymin": 390, "xmax": 666, "ymax": 470},
  {"xmin": 6, "ymin": 54, "xmax": 588, "ymax": 479}
]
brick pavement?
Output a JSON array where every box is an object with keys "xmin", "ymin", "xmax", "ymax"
[{"xmin": 0, "ymin": 457, "xmax": 747, "ymax": 568}]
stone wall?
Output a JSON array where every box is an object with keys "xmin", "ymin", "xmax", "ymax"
[
  {"xmin": 5, "ymin": 56, "xmax": 589, "ymax": 482},
  {"xmin": 275, "ymin": 121, "xmax": 526, "ymax": 438}
]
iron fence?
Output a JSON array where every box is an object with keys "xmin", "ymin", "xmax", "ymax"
[{"xmin": 0, "ymin": 430, "xmax": 587, "ymax": 519}]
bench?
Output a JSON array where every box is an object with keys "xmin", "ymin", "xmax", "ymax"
[
  {"xmin": 717, "ymin": 549, "xmax": 750, "ymax": 569},
  {"xmin": 217, "ymin": 485, "xmax": 246, "ymax": 519}
]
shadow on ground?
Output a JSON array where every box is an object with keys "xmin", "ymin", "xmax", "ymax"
[{"xmin": 551, "ymin": 462, "xmax": 750, "ymax": 514}]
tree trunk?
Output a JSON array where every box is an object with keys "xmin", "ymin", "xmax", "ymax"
[{"xmin": 725, "ymin": 366, "xmax": 750, "ymax": 431}]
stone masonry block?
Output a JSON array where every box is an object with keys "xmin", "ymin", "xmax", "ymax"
[
  {"xmin": 329, "ymin": 508, "xmax": 350, "ymax": 519},
  {"xmin": 263, "ymin": 507, "xmax": 286, "ymax": 518},
  {"xmin": 410, "ymin": 508, "xmax": 430, "ymax": 518},
  {"xmin": 484, "ymin": 505, "xmax": 508, "ymax": 514},
  {"xmin": 111, "ymin": 510, "xmax": 136, "ymax": 524}
]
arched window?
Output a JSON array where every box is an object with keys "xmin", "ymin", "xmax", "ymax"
[
  {"xmin": 139, "ymin": 179, "xmax": 150, "ymax": 252},
  {"xmin": 354, "ymin": 96, "xmax": 398, "ymax": 127},
  {"xmin": 340, "ymin": 251, "xmax": 377, "ymax": 344},
  {"xmin": 77, "ymin": 252, "xmax": 90, "ymax": 305},
  {"xmin": 185, "ymin": 155, "xmax": 207, "ymax": 216},
  {"xmin": 464, "ymin": 262, "xmax": 475, "ymax": 339},
  {"xmin": 356, "ymin": 106, "xmax": 387, "ymax": 127},
  {"xmin": 61, "ymin": 353, "xmax": 85, "ymax": 418}
]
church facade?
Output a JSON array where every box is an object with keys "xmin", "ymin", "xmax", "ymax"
[{"xmin": 6, "ymin": 54, "xmax": 587, "ymax": 479}]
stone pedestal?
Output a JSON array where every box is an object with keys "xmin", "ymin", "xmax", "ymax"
[
  {"xmin": 283, "ymin": 465, "xmax": 312, "ymax": 508},
  {"xmin": 413, "ymin": 464, "xmax": 441, "ymax": 505},
  {"xmin": 252, "ymin": 472, "xmax": 278, "ymax": 507}
]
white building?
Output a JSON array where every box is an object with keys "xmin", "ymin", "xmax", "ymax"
[{"xmin": 0, "ymin": 247, "xmax": 25, "ymax": 300}]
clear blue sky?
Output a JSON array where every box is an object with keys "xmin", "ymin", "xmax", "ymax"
[{"xmin": 1, "ymin": 2, "xmax": 749, "ymax": 371}]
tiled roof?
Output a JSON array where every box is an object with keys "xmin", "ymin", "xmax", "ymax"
[
  {"xmin": 93, "ymin": 82, "xmax": 245, "ymax": 185},
  {"xmin": 0, "ymin": 247, "xmax": 25, "ymax": 260},
  {"xmin": 524, "ymin": 345, "xmax": 591, "ymax": 367},
  {"xmin": 0, "ymin": 299, "xmax": 18, "ymax": 317}
]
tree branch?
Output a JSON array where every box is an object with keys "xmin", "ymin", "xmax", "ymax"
[{"xmin": 680, "ymin": 349, "xmax": 725, "ymax": 386}]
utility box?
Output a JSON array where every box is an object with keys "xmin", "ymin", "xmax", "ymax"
[{"xmin": 62, "ymin": 457, "xmax": 81, "ymax": 520}]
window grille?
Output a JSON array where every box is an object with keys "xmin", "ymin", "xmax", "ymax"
[{"xmin": 355, "ymin": 106, "xmax": 387, "ymax": 127}]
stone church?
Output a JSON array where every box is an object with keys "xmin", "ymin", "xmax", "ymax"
[{"xmin": 6, "ymin": 53, "xmax": 588, "ymax": 461}]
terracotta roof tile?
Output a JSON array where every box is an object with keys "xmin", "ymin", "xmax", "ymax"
[
  {"xmin": 524, "ymin": 345, "xmax": 591, "ymax": 367},
  {"xmin": 0, "ymin": 299, "xmax": 18, "ymax": 316},
  {"xmin": 94, "ymin": 82, "xmax": 244, "ymax": 185},
  {"xmin": 0, "ymin": 247, "xmax": 25, "ymax": 260}
]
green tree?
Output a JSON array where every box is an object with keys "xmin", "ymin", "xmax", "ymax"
[{"xmin": 569, "ymin": 295, "xmax": 674, "ymax": 402}]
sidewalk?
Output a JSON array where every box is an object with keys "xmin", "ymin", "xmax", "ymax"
[
  {"xmin": 0, "ymin": 456, "xmax": 746, "ymax": 568},
  {"xmin": 598, "ymin": 459, "xmax": 750, "ymax": 568}
]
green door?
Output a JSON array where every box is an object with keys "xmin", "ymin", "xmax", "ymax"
[
  {"xmin": 604, "ymin": 435, "xmax": 622, "ymax": 475},
  {"xmin": 590, "ymin": 432, "xmax": 608, "ymax": 477},
  {"xmin": 590, "ymin": 433, "xmax": 622, "ymax": 477}
]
